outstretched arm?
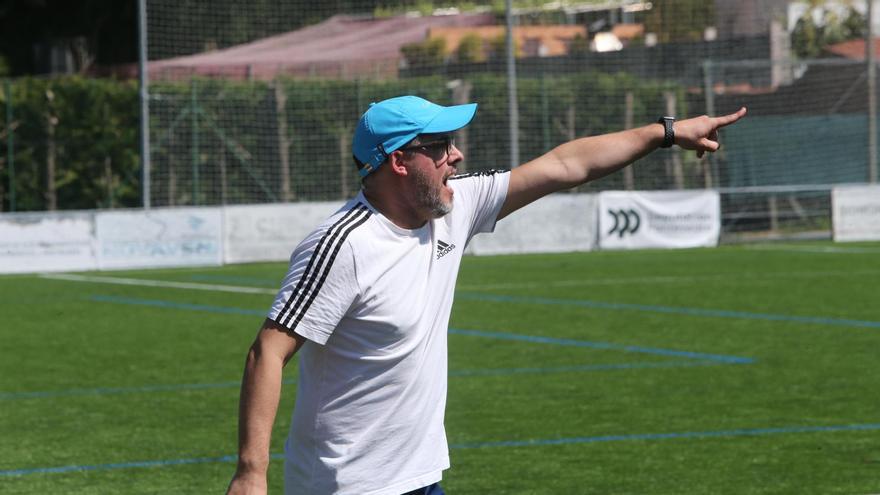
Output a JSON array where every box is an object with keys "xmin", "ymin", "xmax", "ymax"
[
  {"xmin": 498, "ymin": 107, "xmax": 747, "ymax": 220},
  {"xmin": 227, "ymin": 319, "xmax": 305, "ymax": 495}
]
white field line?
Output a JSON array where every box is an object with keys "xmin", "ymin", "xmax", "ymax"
[
  {"xmin": 457, "ymin": 269, "xmax": 880, "ymax": 291},
  {"xmin": 39, "ymin": 273, "xmax": 276, "ymax": 295},
  {"xmin": 40, "ymin": 267, "xmax": 879, "ymax": 295},
  {"xmin": 743, "ymin": 244, "xmax": 880, "ymax": 254}
]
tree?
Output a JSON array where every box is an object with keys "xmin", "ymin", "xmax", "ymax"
[
  {"xmin": 400, "ymin": 37, "xmax": 448, "ymax": 68},
  {"xmin": 791, "ymin": 4, "xmax": 866, "ymax": 59},
  {"xmin": 456, "ymin": 33, "xmax": 485, "ymax": 63},
  {"xmin": 569, "ymin": 33, "xmax": 590, "ymax": 56},
  {"xmin": 0, "ymin": 0, "xmax": 136, "ymax": 75},
  {"xmin": 487, "ymin": 33, "xmax": 521, "ymax": 61},
  {"xmin": 644, "ymin": 0, "xmax": 715, "ymax": 43}
]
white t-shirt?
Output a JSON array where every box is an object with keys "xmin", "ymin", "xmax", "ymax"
[{"xmin": 268, "ymin": 170, "xmax": 510, "ymax": 495}]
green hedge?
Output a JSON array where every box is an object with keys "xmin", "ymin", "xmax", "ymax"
[
  {"xmin": 1, "ymin": 73, "xmax": 686, "ymax": 211},
  {"xmin": 1, "ymin": 77, "xmax": 139, "ymax": 211}
]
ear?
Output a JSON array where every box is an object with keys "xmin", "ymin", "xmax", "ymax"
[{"xmin": 387, "ymin": 151, "xmax": 409, "ymax": 177}]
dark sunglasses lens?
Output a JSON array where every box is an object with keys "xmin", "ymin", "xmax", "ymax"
[{"xmin": 422, "ymin": 139, "xmax": 450, "ymax": 161}]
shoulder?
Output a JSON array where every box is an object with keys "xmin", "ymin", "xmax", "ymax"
[
  {"xmin": 292, "ymin": 200, "xmax": 374, "ymax": 263},
  {"xmin": 447, "ymin": 168, "xmax": 510, "ymax": 197},
  {"xmin": 447, "ymin": 169, "xmax": 510, "ymax": 199},
  {"xmin": 448, "ymin": 169, "xmax": 509, "ymax": 183}
]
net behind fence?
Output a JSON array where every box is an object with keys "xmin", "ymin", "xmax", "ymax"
[{"xmin": 1, "ymin": 0, "xmax": 877, "ymax": 239}]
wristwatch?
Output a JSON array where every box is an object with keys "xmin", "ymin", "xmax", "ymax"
[{"xmin": 658, "ymin": 116, "xmax": 675, "ymax": 148}]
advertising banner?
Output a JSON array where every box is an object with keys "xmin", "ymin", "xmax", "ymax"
[
  {"xmin": 223, "ymin": 202, "xmax": 342, "ymax": 264},
  {"xmin": 0, "ymin": 212, "xmax": 98, "ymax": 273},
  {"xmin": 832, "ymin": 185, "xmax": 880, "ymax": 242},
  {"xmin": 467, "ymin": 193, "xmax": 597, "ymax": 255},
  {"xmin": 598, "ymin": 190, "xmax": 721, "ymax": 250},
  {"xmin": 96, "ymin": 208, "xmax": 223, "ymax": 269}
]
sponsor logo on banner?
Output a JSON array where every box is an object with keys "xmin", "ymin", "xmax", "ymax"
[
  {"xmin": 598, "ymin": 191, "xmax": 720, "ymax": 250},
  {"xmin": 606, "ymin": 208, "xmax": 641, "ymax": 237}
]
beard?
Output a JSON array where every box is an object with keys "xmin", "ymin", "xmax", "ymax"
[{"xmin": 410, "ymin": 165, "xmax": 452, "ymax": 218}]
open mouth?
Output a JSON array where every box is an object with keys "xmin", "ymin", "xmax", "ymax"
[{"xmin": 442, "ymin": 175, "xmax": 454, "ymax": 195}]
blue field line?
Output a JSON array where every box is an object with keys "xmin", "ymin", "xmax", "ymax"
[
  {"xmin": 89, "ymin": 295, "xmax": 752, "ymax": 364},
  {"xmin": 449, "ymin": 328, "xmax": 752, "ymax": 364},
  {"xmin": 2, "ymin": 294, "xmax": 752, "ymax": 402},
  {"xmin": 0, "ymin": 379, "xmax": 298, "ymax": 401},
  {"xmin": 0, "ymin": 454, "xmax": 241, "ymax": 476},
  {"xmin": 189, "ymin": 274, "xmax": 281, "ymax": 285},
  {"xmin": 90, "ymin": 295, "xmax": 265, "ymax": 316},
  {"xmin": 447, "ymin": 360, "xmax": 716, "ymax": 377},
  {"xmin": 457, "ymin": 292, "xmax": 880, "ymax": 330},
  {"xmin": 449, "ymin": 423, "xmax": 880, "ymax": 449},
  {"xmin": 4, "ymin": 423, "xmax": 879, "ymax": 477},
  {"xmin": 1, "ymin": 360, "xmax": 721, "ymax": 401}
]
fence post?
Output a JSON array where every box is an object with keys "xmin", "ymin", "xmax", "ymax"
[
  {"xmin": 541, "ymin": 75, "xmax": 550, "ymax": 152},
  {"xmin": 868, "ymin": 0, "xmax": 877, "ymax": 183},
  {"xmin": 45, "ymin": 88, "xmax": 57, "ymax": 211},
  {"xmin": 505, "ymin": 0, "xmax": 520, "ymax": 169},
  {"xmin": 702, "ymin": 59, "xmax": 716, "ymax": 188},
  {"xmin": 768, "ymin": 194, "xmax": 779, "ymax": 233},
  {"xmin": 623, "ymin": 91, "xmax": 635, "ymax": 190},
  {"xmin": 339, "ymin": 127, "xmax": 350, "ymax": 199},
  {"xmin": 274, "ymin": 79, "xmax": 292, "ymax": 202},
  {"xmin": 665, "ymin": 91, "xmax": 684, "ymax": 189},
  {"xmin": 191, "ymin": 79, "xmax": 199, "ymax": 205},
  {"xmin": 138, "ymin": 0, "xmax": 151, "ymax": 209},
  {"xmin": 450, "ymin": 78, "xmax": 472, "ymax": 173},
  {"xmin": 4, "ymin": 79, "xmax": 13, "ymax": 212}
]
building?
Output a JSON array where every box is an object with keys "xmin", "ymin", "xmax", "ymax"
[
  {"xmin": 427, "ymin": 25, "xmax": 587, "ymax": 59},
  {"xmin": 138, "ymin": 13, "xmax": 495, "ymax": 81}
]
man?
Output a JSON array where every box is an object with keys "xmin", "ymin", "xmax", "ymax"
[{"xmin": 227, "ymin": 95, "xmax": 746, "ymax": 494}]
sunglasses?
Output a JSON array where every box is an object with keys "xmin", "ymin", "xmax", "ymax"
[{"xmin": 399, "ymin": 136, "xmax": 455, "ymax": 162}]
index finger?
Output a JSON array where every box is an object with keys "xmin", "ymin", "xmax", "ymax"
[{"xmin": 713, "ymin": 107, "xmax": 747, "ymax": 129}]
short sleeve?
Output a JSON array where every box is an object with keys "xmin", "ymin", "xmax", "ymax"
[
  {"xmin": 448, "ymin": 170, "xmax": 510, "ymax": 240},
  {"xmin": 267, "ymin": 235, "xmax": 358, "ymax": 345}
]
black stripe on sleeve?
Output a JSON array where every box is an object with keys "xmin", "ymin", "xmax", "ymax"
[
  {"xmin": 275, "ymin": 204, "xmax": 370, "ymax": 328},
  {"xmin": 288, "ymin": 208, "xmax": 372, "ymax": 329},
  {"xmin": 277, "ymin": 204, "xmax": 371, "ymax": 328},
  {"xmin": 447, "ymin": 169, "xmax": 508, "ymax": 180}
]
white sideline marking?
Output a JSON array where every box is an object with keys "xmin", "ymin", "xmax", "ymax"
[
  {"xmin": 744, "ymin": 245, "xmax": 880, "ymax": 254},
  {"xmin": 40, "ymin": 269, "xmax": 877, "ymax": 295},
  {"xmin": 457, "ymin": 269, "xmax": 880, "ymax": 291},
  {"xmin": 39, "ymin": 273, "xmax": 276, "ymax": 295}
]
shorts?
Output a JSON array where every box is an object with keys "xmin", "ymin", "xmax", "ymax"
[{"xmin": 402, "ymin": 482, "xmax": 445, "ymax": 495}]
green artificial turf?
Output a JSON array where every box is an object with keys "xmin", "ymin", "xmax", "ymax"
[{"xmin": 1, "ymin": 242, "xmax": 879, "ymax": 494}]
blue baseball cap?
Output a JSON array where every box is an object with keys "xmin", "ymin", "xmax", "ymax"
[{"xmin": 352, "ymin": 95, "xmax": 477, "ymax": 177}]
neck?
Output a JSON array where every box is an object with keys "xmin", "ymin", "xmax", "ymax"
[{"xmin": 363, "ymin": 184, "xmax": 428, "ymax": 230}]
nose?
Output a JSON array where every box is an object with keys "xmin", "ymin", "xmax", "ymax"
[{"xmin": 447, "ymin": 144, "xmax": 464, "ymax": 167}]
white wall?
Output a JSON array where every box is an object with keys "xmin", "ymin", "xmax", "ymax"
[
  {"xmin": 95, "ymin": 207, "xmax": 224, "ymax": 269},
  {"xmin": 467, "ymin": 193, "xmax": 597, "ymax": 255},
  {"xmin": 223, "ymin": 202, "xmax": 343, "ymax": 264},
  {"xmin": 0, "ymin": 211, "xmax": 98, "ymax": 274},
  {"xmin": 832, "ymin": 185, "xmax": 880, "ymax": 242},
  {"xmin": 0, "ymin": 190, "xmax": 733, "ymax": 274}
]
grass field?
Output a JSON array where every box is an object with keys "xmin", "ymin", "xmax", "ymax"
[{"xmin": 2, "ymin": 241, "xmax": 879, "ymax": 494}]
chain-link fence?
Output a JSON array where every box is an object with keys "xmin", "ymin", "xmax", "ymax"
[{"xmin": 1, "ymin": 0, "xmax": 878, "ymax": 239}]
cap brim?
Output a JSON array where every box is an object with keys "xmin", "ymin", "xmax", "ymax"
[{"xmin": 422, "ymin": 103, "xmax": 478, "ymax": 134}]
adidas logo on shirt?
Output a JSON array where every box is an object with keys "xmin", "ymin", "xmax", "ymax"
[{"xmin": 436, "ymin": 239, "xmax": 456, "ymax": 259}]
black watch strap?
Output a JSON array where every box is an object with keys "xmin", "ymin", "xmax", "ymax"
[{"xmin": 658, "ymin": 116, "xmax": 675, "ymax": 148}]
